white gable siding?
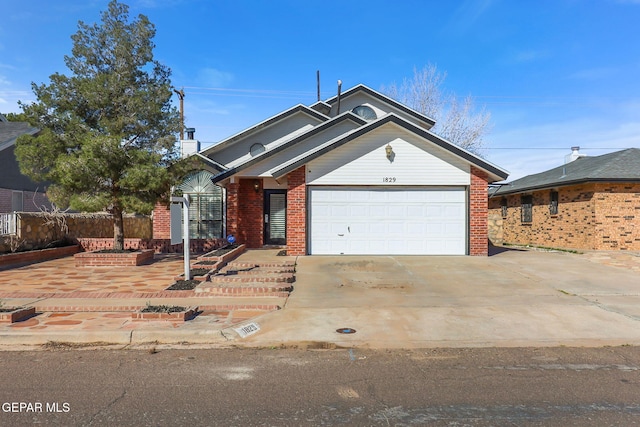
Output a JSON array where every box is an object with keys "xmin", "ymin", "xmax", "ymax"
[
  {"xmin": 210, "ymin": 112, "xmax": 323, "ymax": 166},
  {"xmin": 238, "ymin": 119, "xmax": 361, "ymax": 177},
  {"xmin": 329, "ymin": 92, "xmax": 432, "ymax": 129},
  {"xmin": 306, "ymin": 124, "xmax": 470, "ymax": 186},
  {"xmin": 226, "ymin": 124, "xmax": 315, "ymax": 168}
]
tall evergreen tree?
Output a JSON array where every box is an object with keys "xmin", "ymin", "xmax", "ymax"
[{"xmin": 16, "ymin": 1, "xmax": 183, "ymax": 251}]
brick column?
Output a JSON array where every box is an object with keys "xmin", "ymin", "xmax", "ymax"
[
  {"xmin": 152, "ymin": 201, "xmax": 170, "ymax": 239},
  {"xmin": 286, "ymin": 166, "xmax": 307, "ymax": 256},
  {"xmin": 226, "ymin": 182, "xmax": 239, "ymax": 241},
  {"xmin": 238, "ymin": 179, "xmax": 263, "ymax": 248},
  {"xmin": 469, "ymin": 166, "xmax": 489, "ymax": 256}
]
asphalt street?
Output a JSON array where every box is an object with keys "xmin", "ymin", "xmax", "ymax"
[{"xmin": 1, "ymin": 346, "xmax": 639, "ymax": 426}]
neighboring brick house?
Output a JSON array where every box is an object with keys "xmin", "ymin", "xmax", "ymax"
[
  {"xmin": 0, "ymin": 114, "xmax": 51, "ymax": 213},
  {"xmin": 489, "ymin": 147, "xmax": 640, "ymax": 251},
  {"xmin": 154, "ymin": 84, "xmax": 509, "ymax": 256}
]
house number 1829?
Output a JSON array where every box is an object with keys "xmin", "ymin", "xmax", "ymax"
[{"xmin": 383, "ymin": 177, "xmax": 396, "ymax": 183}]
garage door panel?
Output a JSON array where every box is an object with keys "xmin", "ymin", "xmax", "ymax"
[
  {"xmin": 388, "ymin": 205, "xmax": 406, "ymax": 217},
  {"xmin": 310, "ymin": 188, "xmax": 466, "ymax": 255}
]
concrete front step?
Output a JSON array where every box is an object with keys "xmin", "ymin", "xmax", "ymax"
[
  {"xmin": 227, "ymin": 261, "xmax": 296, "ymax": 269},
  {"xmin": 219, "ymin": 266, "xmax": 296, "ymax": 274},
  {"xmin": 210, "ymin": 272, "xmax": 295, "ymax": 283},
  {"xmin": 195, "ymin": 283, "xmax": 292, "ymax": 296}
]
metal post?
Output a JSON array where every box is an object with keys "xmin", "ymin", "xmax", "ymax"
[
  {"xmin": 182, "ymin": 195, "xmax": 190, "ymax": 280},
  {"xmin": 173, "ymin": 88, "xmax": 185, "ymax": 140},
  {"xmin": 171, "ymin": 195, "xmax": 190, "ymax": 280}
]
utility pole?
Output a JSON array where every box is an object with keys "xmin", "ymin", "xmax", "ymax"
[{"xmin": 173, "ymin": 87, "xmax": 185, "ymax": 140}]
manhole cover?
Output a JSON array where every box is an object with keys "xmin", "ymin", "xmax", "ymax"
[{"xmin": 336, "ymin": 328, "xmax": 356, "ymax": 334}]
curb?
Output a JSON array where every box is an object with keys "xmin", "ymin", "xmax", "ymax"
[{"xmin": 0, "ymin": 328, "xmax": 238, "ymax": 346}]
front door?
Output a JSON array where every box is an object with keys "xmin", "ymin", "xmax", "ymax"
[{"xmin": 264, "ymin": 190, "xmax": 287, "ymax": 245}]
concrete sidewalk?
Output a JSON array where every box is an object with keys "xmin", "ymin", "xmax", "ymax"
[{"xmin": 1, "ymin": 247, "xmax": 639, "ymax": 349}]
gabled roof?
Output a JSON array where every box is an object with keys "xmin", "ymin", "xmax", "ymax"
[
  {"xmin": 200, "ymin": 104, "xmax": 329, "ymax": 156},
  {"xmin": 325, "ymin": 84, "xmax": 436, "ymax": 129},
  {"xmin": 0, "ymin": 117, "xmax": 39, "ymax": 152},
  {"xmin": 0, "ymin": 116, "xmax": 44, "ymax": 192},
  {"xmin": 491, "ymin": 148, "xmax": 640, "ymax": 196},
  {"xmin": 210, "ymin": 112, "xmax": 367, "ymax": 183},
  {"xmin": 271, "ymin": 113, "xmax": 508, "ymax": 182}
]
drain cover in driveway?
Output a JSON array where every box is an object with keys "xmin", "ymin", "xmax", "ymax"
[{"xmin": 336, "ymin": 328, "xmax": 356, "ymax": 334}]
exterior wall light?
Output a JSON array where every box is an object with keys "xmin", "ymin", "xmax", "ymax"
[
  {"xmin": 253, "ymin": 179, "xmax": 260, "ymax": 193},
  {"xmin": 385, "ymin": 144, "xmax": 394, "ymax": 161}
]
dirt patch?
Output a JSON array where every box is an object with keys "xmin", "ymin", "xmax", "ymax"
[
  {"xmin": 329, "ymin": 261, "xmax": 379, "ymax": 272},
  {"xmin": 275, "ymin": 341, "xmax": 344, "ymax": 350},
  {"xmin": 141, "ymin": 305, "xmax": 187, "ymax": 313},
  {"xmin": 166, "ymin": 280, "xmax": 199, "ymax": 290},
  {"xmin": 338, "ymin": 277, "xmax": 410, "ymax": 290}
]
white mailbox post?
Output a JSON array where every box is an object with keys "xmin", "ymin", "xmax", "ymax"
[{"xmin": 170, "ymin": 196, "xmax": 191, "ymax": 280}]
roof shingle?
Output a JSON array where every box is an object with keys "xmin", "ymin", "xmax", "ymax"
[{"xmin": 491, "ymin": 148, "xmax": 640, "ymax": 196}]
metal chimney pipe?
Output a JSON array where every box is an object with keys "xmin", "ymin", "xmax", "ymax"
[
  {"xmin": 336, "ymin": 80, "xmax": 342, "ymax": 115},
  {"xmin": 186, "ymin": 128, "xmax": 195, "ymax": 140}
]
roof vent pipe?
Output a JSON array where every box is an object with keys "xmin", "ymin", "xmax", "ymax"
[
  {"xmin": 336, "ymin": 80, "xmax": 342, "ymax": 115},
  {"xmin": 565, "ymin": 146, "xmax": 586, "ymax": 164}
]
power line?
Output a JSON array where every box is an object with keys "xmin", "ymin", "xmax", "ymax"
[{"xmin": 486, "ymin": 147, "xmax": 634, "ymax": 150}]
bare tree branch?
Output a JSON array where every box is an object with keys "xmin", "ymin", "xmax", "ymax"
[{"xmin": 382, "ymin": 64, "xmax": 491, "ymax": 157}]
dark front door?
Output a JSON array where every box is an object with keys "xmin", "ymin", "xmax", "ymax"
[{"xmin": 264, "ymin": 190, "xmax": 287, "ymax": 245}]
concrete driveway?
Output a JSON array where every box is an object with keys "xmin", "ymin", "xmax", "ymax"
[{"xmin": 243, "ymin": 248, "xmax": 640, "ymax": 348}]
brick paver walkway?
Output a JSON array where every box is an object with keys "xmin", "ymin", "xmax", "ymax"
[{"xmin": 0, "ymin": 251, "xmax": 292, "ymax": 341}]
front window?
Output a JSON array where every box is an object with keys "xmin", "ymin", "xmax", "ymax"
[
  {"xmin": 521, "ymin": 195, "xmax": 533, "ymax": 223},
  {"xmin": 549, "ymin": 191, "xmax": 559, "ymax": 215},
  {"xmin": 177, "ymin": 170, "xmax": 224, "ymax": 239}
]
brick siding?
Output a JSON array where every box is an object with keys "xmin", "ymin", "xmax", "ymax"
[
  {"xmin": 286, "ymin": 166, "xmax": 306, "ymax": 256},
  {"xmin": 489, "ymin": 182, "xmax": 640, "ymax": 251}
]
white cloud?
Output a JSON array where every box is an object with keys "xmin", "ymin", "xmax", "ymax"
[
  {"xmin": 196, "ymin": 68, "xmax": 235, "ymax": 88},
  {"xmin": 445, "ymin": 0, "xmax": 496, "ymax": 34},
  {"xmin": 512, "ymin": 50, "xmax": 550, "ymax": 63},
  {"xmin": 569, "ymin": 67, "xmax": 618, "ymax": 80}
]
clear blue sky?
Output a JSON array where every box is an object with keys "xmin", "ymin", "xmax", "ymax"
[{"xmin": 2, "ymin": 0, "xmax": 640, "ymax": 180}]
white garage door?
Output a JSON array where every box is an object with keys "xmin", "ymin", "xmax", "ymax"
[{"xmin": 309, "ymin": 187, "xmax": 466, "ymax": 255}]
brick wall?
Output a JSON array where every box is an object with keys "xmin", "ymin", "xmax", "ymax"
[
  {"xmin": 0, "ymin": 188, "xmax": 51, "ymax": 213},
  {"xmin": 593, "ymin": 183, "xmax": 640, "ymax": 250},
  {"xmin": 0, "ymin": 189, "xmax": 10, "ymax": 213},
  {"xmin": 488, "ymin": 182, "xmax": 640, "ymax": 251},
  {"xmin": 152, "ymin": 202, "xmax": 170, "ymax": 239},
  {"xmin": 76, "ymin": 237, "xmax": 224, "ymax": 253},
  {"xmin": 237, "ymin": 179, "xmax": 263, "ymax": 248},
  {"xmin": 469, "ymin": 167, "xmax": 489, "ymax": 256},
  {"xmin": 286, "ymin": 166, "xmax": 306, "ymax": 256}
]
